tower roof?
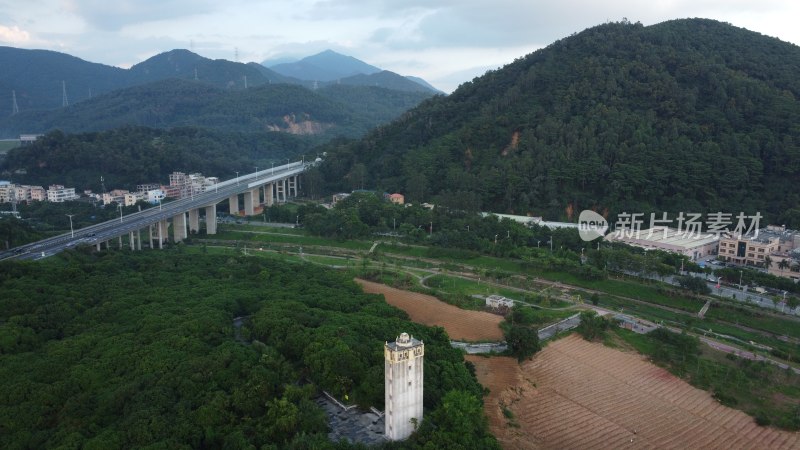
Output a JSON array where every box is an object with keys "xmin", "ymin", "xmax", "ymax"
[{"xmin": 386, "ymin": 332, "xmax": 423, "ymax": 351}]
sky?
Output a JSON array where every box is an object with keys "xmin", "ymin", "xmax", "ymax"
[{"xmin": 1, "ymin": 0, "xmax": 799, "ymax": 93}]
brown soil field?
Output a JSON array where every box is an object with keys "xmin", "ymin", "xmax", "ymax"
[
  {"xmin": 356, "ymin": 279, "xmax": 504, "ymax": 341},
  {"xmin": 468, "ymin": 335, "xmax": 800, "ymax": 450}
]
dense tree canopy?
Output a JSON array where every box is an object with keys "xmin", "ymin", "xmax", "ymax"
[
  {"xmin": 0, "ymin": 126, "xmax": 312, "ymax": 192},
  {"xmin": 0, "ymin": 250, "xmax": 496, "ymax": 449}
]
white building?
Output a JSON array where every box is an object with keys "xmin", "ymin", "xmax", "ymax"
[
  {"xmin": 14, "ymin": 185, "xmax": 31, "ymax": 202},
  {"xmin": 486, "ymin": 295, "xmax": 514, "ymax": 309},
  {"xmin": 146, "ymin": 189, "xmax": 165, "ymax": 204},
  {"xmin": 605, "ymin": 226, "xmax": 719, "ymax": 261},
  {"xmin": 385, "ymin": 333, "xmax": 424, "ymax": 441},
  {"xmin": 0, "ymin": 182, "xmax": 14, "ymax": 203},
  {"xmin": 46, "ymin": 185, "xmax": 78, "ymax": 203}
]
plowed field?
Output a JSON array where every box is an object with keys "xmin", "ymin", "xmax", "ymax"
[
  {"xmin": 467, "ymin": 335, "xmax": 800, "ymax": 449},
  {"xmin": 356, "ymin": 279, "xmax": 504, "ymax": 341}
]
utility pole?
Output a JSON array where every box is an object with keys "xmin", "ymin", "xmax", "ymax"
[
  {"xmin": 11, "ymin": 90, "xmax": 19, "ymax": 115},
  {"xmin": 61, "ymin": 81, "xmax": 68, "ymax": 107},
  {"xmin": 66, "ymin": 214, "xmax": 75, "ymax": 238}
]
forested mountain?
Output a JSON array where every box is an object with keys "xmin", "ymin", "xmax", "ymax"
[
  {"xmin": 315, "ymin": 19, "xmax": 800, "ymax": 226},
  {"xmin": 268, "ymin": 49, "xmax": 382, "ymax": 81},
  {"xmin": 128, "ymin": 49, "xmax": 291, "ymax": 86},
  {"xmin": 337, "ymin": 70, "xmax": 437, "ymax": 93},
  {"xmin": 0, "ymin": 126, "xmax": 315, "ymax": 192},
  {"xmin": 0, "ymin": 47, "xmax": 291, "ymax": 113},
  {"xmin": 267, "ymin": 49, "xmax": 441, "ymax": 93},
  {"xmin": 0, "ymin": 46, "xmax": 129, "ymax": 110},
  {"xmin": 0, "ymin": 78, "xmax": 434, "ymax": 138}
]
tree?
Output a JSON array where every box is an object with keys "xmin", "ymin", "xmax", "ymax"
[
  {"xmin": 675, "ymin": 275, "xmax": 711, "ymax": 295},
  {"xmin": 419, "ymin": 390, "xmax": 501, "ymax": 449},
  {"xmin": 591, "ymin": 293, "xmax": 600, "ymax": 305},
  {"xmin": 778, "ymin": 259, "xmax": 791, "ymax": 276},
  {"xmin": 504, "ymin": 324, "xmax": 540, "ymax": 361},
  {"xmin": 576, "ymin": 310, "xmax": 609, "ymax": 341}
]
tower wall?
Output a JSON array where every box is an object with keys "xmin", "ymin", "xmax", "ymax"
[{"xmin": 385, "ymin": 333, "xmax": 424, "ymax": 441}]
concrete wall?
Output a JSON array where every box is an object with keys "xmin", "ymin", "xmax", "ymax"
[{"xmin": 385, "ymin": 337, "xmax": 424, "ymax": 441}]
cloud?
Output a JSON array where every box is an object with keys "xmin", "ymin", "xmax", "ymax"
[
  {"xmin": 0, "ymin": 25, "xmax": 30, "ymax": 44},
  {"xmin": 65, "ymin": 0, "xmax": 216, "ymax": 31}
]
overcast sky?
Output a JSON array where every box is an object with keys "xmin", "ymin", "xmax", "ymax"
[{"xmin": 1, "ymin": 0, "xmax": 799, "ymax": 93}]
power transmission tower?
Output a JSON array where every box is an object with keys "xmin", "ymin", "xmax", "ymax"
[
  {"xmin": 100, "ymin": 176, "xmax": 106, "ymax": 194},
  {"xmin": 61, "ymin": 81, "xmax": 69, "ymax": 107},
  {"xmin": 235, "ymin": 47, "xmax": 239, "ymax": 62},
  {"xmin": 243, "ymin": 75, "xmax": 248, "ymax": 89},
  {"xmin": 194, "ymin": 68, "xmax": 198, "ymax": 80},
  {"xmin": 11, "ymin": 90, "xmax": 19, "ymax": 115}
]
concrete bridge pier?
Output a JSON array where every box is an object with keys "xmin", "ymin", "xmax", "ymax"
[
  {"xmin": 205, "ymin": 204, "xmax": 217, "ymax": 234},
  {"xmin": 173, "ymin": 212, "xmax": 187, "ymax": 243},
  {"xmin": 288, "ymin": 176, "xmax": 297, "ymax": 198},
  {"xmin": 137, "ymin": 229, "xmax": 142, "ymax": 250},
  {"xmin": 188, "ymin": 209, "xmax": 200, "ymax": 234},
  {"xmin": 129, "ymin": 231, "xmax": 136, "ymax": 250},
  {"xmin": 229, "ymin": 195, "xmax": 239, "ymax": 215},
  {"xmin": 118, "ymin": 236, "xmax": 123, "ymax": 249},
  {"xmin": 276, "ymin": 179, "xmax": 285, "ymax": 203},
  {"xmin": 157, "ymin": 221, "xmax": 164, "ymax": 249},
  {"xmin": 265, "ymin": 182, "xmax": 274, "ymax": 206},
  {"xmin": 244, "ymin": 189, "xmax": 256, "ymax": 216}
]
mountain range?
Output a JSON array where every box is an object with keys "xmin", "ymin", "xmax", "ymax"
[
  {"xmin": 0, "ymin": 48, "xmax": 439, "ymax": 138},
  {"xmin": 0, "ymin": 47, "xmax": 439, "ymax": 116},
  {"xmin": 315, "ymin": 19, "xmax": 800, "ymax": 226},
  {"xmin": 265, "ymin": 50, "xmax": 440, "ymax": 93}
]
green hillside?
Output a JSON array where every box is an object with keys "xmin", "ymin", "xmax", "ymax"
[
  {"xmin": 316, "ymin": 19, "xmax": 800, "ymax": 226},
  {"xmin": 0, "ymin": 78, "xmax": 433, "ymax": 139},
  {"xmin": 0, "ymin": 126, "xmax": 314, "ymax": 192}
]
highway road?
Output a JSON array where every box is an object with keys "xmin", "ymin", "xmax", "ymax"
[{"xmin": 0, "ymin": 162, "xmax": 308, "ymax": 262}]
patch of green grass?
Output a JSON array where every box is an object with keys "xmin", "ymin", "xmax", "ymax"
[
  {"xmin": 0, "ymin": 140, "xmax": 19, "ymax": 154},
  {"xmin": 201, "ymin": 230, "xmax": 372, "ymax": 250},
  {"xmin": 304, "ymin": 255, "xmax": 350, "ymax": 266}
]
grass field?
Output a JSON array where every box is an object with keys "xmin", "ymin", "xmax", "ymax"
[{"xmin": 0, "ymin": 140, "xmax": 20, "ymax": 154}]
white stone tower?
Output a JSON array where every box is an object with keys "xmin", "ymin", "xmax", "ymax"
[{"xmin": 385, "ymin": 332, "xmax": 424, "ymax": 440}]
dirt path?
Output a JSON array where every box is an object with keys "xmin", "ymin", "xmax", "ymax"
[
  {"xmin": 356, "ymin": 279, "xmax": 504, "ymax": 341},
  {"xmin": 468, "ymin": 335, "xmax": 800, "ymax": 450}
]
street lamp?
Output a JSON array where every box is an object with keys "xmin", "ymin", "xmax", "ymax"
[
  {"xmin": 739, "ymin": 270, "xmax": 744, "ymax": 290},
  {"xmin": 66, "ymin": 214, "xmax": 75, "ymax": 238},
  {"xmin": 117, "ymin": 204, "xmax": 123, "ymax": 223},
  {"xmin": 271, "ymin": 162, "xmax": 274, "ymax": 174},
  {"xmin": 549, "ymin": 238, "xmax": 553, "ymax": 253},
  {"xmin": 536, "ymin": 240, "xmax": 541, "ymax": 248},
  {"xmin": 235, "ymin": 171, "xmax": 240, "ymax": 186}
]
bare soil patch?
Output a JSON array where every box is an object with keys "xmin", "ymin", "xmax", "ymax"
[
  {"xmin": 468, "ymin": 335, "xmax": 800, "ymax": 449},
  {"xmin": 356, "ymin": 279, "xmax": 504, "ymax": 341}
]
